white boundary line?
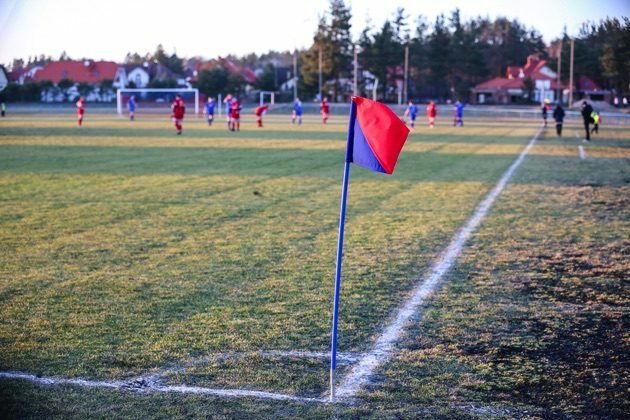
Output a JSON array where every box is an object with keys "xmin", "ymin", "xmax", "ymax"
[
  {"xmin": 0, "ymin": 128, "xmax": 542, "ymax": 403},
  {"xmin": 0, "ymin": 371, "xmax": 327, "ymax": 403},
  {"xmin": 335, "ymin": 127, "xmax": 543, "ymax": 399},
  {"xmin": 578, "ymin": 145, "xmax": 586, "ymax": 160}
]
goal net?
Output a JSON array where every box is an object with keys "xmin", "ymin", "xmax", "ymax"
[{"xmin": 116, "ymin": 88, "xmax": 200, "ymax": 117}]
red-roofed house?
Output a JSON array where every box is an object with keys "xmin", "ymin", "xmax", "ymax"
[
  {"xmin": 34, "ymin": 60, "xmax": 127, "ymax": 101},
  {"xmin": 575, "ymin": 75, "xmax": 611, "ymax": 102},
  {"xmin": 472, "ymin": 55, "xmax": 567, "ymax": 104}
]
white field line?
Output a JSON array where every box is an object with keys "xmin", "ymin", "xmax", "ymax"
[
  {"xmin": 0, "ymin": 351, "xmax": 361, "ymax": 403},
  {"xmin": 578, "ymin": 145, "xmax": 586, "ymax": 160},
  {"xmin": 335, "ymin": 127, "xmax": 543, "ymax": 400},
  {"xmin": 0, "ymin": 371, "xmax": 327, "ymax": 403},
  {"xmin": 0, "ymin": 128, "xmax": 542, "ymax": 404}
]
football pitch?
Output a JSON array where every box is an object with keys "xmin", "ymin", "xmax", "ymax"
[{"xmin": 0, "ymin": 112, "xmax": 628, "ymax": 418}]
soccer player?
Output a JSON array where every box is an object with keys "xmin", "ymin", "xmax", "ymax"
[
  {"xmin": 552, "ymin": 102, "xmax": 565, "ymax": 137},
  {"xmin": 205, "ymin": 97, "xmax": 215, "ymax": 126},
  {"xmin": 581, "ymin": 101, "xmax": 593, "ymax": 142},
  {"xmin": 76, "ymin": 96, "xmax": 85, "ymax": 127},
  {"xmin": 590, "ymin": 111, "xmax": 601, "ymax": 134},
  {"xmin": 404, "ymin": 99, "xmax": 418, "ymax": 128},
  {"xmin": 229, "ymin": 96, "xmax": 241, "ymax": 131},
  {"xmin": 223, "ymin": 93, "xmax": 233, "ymax": 129},
  {"xmin": 127, "ymin": 95, "xmax": 136, "ymax": 121},
  {"xmin": 320, "ymin": 97, "xmax": 329, "ymax": 124},
  {"xmin": 292, "ymin": 97, "xmax": 302, "ymax": 125},
  {"xmin": 453, "ymin": 100, "xmax": 464, "ymax": 127},
  {"xmin": 171, "ymin": 94, "xmax": 186, "ymax": 135},
  {"xmin": 255, "ymin": 103, "xmax": 269, "ymax": 127},
  {"xmin": 541, "ymin": 99, "xmax": 550, "ymax": 127},
  {"xmin": 427, "ymin": 101, "xmax": 436, "ymax": 128}
]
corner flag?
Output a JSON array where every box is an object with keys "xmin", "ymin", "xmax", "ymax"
[
  {"xmin": 330, "ymin": 97, "xmax": 410, "ymax": 401},
  {"xmin": 346, "ymin": 96, "xmax": 410, "ymax": 174}
]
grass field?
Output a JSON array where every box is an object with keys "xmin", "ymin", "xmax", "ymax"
[{"xmin": 0, "ymin": 112, "xmax": 628, "ymax": 418}]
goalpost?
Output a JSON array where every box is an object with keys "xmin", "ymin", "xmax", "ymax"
[
  {"xmin": 116, "ymin": 88, "xmax": 199, "ymax": 116},
  {"xmin": 259, "ymin": 91, "xmax": 275, "ymax": 106}
]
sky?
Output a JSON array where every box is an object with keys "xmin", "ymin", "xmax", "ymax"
[{"xmin": 0, "ymin": 0, "xmax": 628, "ymax": 66}]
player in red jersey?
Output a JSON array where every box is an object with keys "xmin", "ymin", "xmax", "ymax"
[
  {"xmin": 171, "ymin": 94, "xmax": 186, "ymax": 135},
  {"xmin": 427, "ymin": 101, "xmax": 437, "ymax": 128},
  {"xmin": 229, "ymin": 97, "xmax": 241, "ymax": 131},
  {"xmin": 320, "ymin": 97, "xmax": 329, "ymax": 124},
  {"xmin": 255, "ymin": 104, "xmax": 269, "ymax": 127},
  {"xmin": 76, "ymin": 96, "xmax": 85, "ymax": 126}
]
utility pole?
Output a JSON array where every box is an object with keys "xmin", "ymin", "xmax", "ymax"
[
  {"xmin": 318, "ymin": 45, "xmax": 323, "ymax": 100},
  {"xmin": 293, "ymin": 50, "xmax": 298, "ymax": 101},
  {"xmin": 353, "ymin": 46, "xmax": 358, "ymax": 97},
  {"xmin": 556, "ymin": 41, "xmax": 562, "ymax": 104},
  {"xmin": 569, "ymin": 38, "xmax": 574, "ymax": 107},
  {"xmin": 403, "ymin": 45, "xmax": 409, "ymax": 104}
]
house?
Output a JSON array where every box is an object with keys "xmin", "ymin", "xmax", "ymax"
[
  {"xmin": 0, "ymin": 66, "xmax": 8, "ymax": 92},
  {"xmin": 125, "ymin": 64, "xmax": 151, "ymax": 88},
  {"xmin": 8, "ymin": 65, "xmax": 43, "ymax": 85},
  {"xmin": 146, "ymin": 62, "xmax": 187, "ymax": 87},
  {"xmin": 33, "ymin": 60, "xmax": 127, "ymax": 101},
  {"xmin": 574, "ymin": 75, "xmax": 611, "ymax": 103},
  {"xmin": 472, "ymin": 55, "xmax": 567, "ymax": 104}
]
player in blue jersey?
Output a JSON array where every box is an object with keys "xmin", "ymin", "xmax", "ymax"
[
  {"xmin": 292, "ymin": 97, "xmax": 303, "ymax": 125},
  {"xmin": 453, "ymin": 100, "xmax": 464, "ymax": 127},
  {"xmin": 204, "ymin": 97, "xmax": 215, "ymax": 126},
  {"xmin": 404, "ymin": 99, "xmax": 418, "ymax": 128},
  {"xmin": 223, "ymin": 93, "xmax": 233, "ymax": 129},
  {"xmin": 127, "ymin": 96, "xmax": 136, "ymax": 121}
]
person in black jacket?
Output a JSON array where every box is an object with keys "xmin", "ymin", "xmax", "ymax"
[
  {"xmin": 581, "ymin": 101, "xmax": 594, "ymax": 141},
  {"xmin": 552, "ymin": 103, "xmax": 565, "ymax": 136}
]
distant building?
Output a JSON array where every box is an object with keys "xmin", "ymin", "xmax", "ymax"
[
  {"xmin": 472, "ymin": 55, "xmax": 567, "ymax": 104},
  {"xmin": 0, "ymin": 66, "xmax": 8, "ymax": 92},
  {"xmin": 125, "ymin": 64, "xmax": 151, "ymax": 88},
  {"xmin": 33, "ymin": 60, "xmax": 127, "ymax": 101},
  {"xmin": 8, "ymin": 65, "xmax": 43, "ymax": 85},
  {"xmin": 574, "ymin": 75, "xmax": 611, "ymax": 103}
]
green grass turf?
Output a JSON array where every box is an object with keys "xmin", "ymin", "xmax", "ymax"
[{"xmin": 0, "ymin": 113, "xmax": 628, "ymax": 417}]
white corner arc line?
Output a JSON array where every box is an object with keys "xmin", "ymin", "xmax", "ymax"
[
  {"xmin": 334, "ymin": 127, "xmax": 543, "ymax": 400},
  {"xmin": 0, "ymin": 371, "xmax": 326, "ymax": 403}
]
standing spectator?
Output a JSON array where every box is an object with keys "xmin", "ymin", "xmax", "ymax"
[
  {"xmin": 541, "ymin": 99, "xmax": 550, "ymax": 127},
  {"xmin": 1, "ymin": 102, "xmax": 5, "ymax": 117},
  {"xmin": 127, "ymin": 96, "xmax": 136, "ymax": 121},
  {"xmin": 255, "ymin": 103, "xmax": 269, "ymax": 127},
  {"xmin": 404, "ymin": 99, "xmax": 418, "ymax": 128},
  {"xmin": 613, "ymin": 97, "xmax": 619, "ymax": 108},
  {"xmin": 427, "ymin": 101, "xmax": 437, "ymax": 128},
  {"xmin": 623, "ymin": 97, "xmax": 628, "ymax": 108},
  {"xmin": 454, "ymin": 100, "xmax": 464, "ymax": 127},
  {"xmin": 292, "ymin": 98, "xmax": 303, "ymax": 125},
  {"xmin": 320, "ymin": 97, "xmax": 329, "ymax": 124},
  {"xmin": 581, "ymin": 101, "xmax": 593, "ymax": 142},
  {"xmin": 76, "ymin": 96, "xmax": 85, "ymax": 127},
  {"xmin": 171, "ymin": 94, "xmax": 186, "ymax": 135},
  {"xmin": 205, "ymin": 97, "xmax": 215, "ymax": 126},
  {"xmin": 552, "ymin": 102, "xmax": 565, "ymax": 137}
]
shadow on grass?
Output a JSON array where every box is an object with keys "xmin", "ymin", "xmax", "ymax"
[{"xmin": 1, "ymin": 144, "xmax": 628, "ymax": 185}]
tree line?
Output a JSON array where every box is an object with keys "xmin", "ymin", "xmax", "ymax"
[{"xmin": 3, "ymin": 1, "xmax": 628, "ymax": 103}]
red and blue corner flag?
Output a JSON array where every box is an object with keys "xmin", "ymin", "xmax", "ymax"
[
  {"xmin": 329, "ymin": 97, "xmax": 410, "ymax": 401},
  {"xmin": 346, "ymin": 96, "xmax": 410, "ymax": 174}
]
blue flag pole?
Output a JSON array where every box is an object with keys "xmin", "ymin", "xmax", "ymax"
[{"xmin": 330, "ymin": 101, "xmax": 357, "ymax": 401}]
